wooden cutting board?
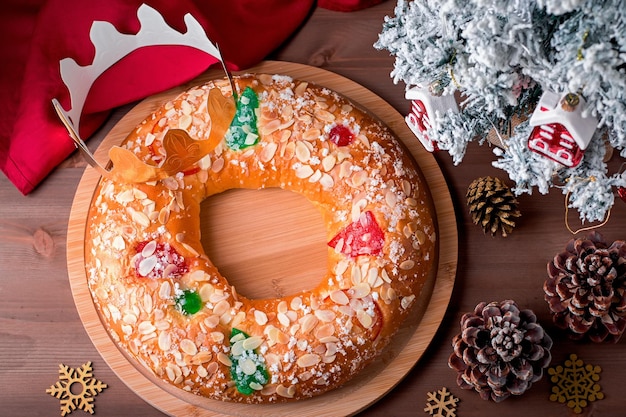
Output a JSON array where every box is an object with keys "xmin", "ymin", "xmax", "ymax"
[{"xmin": 67, "ymin": 61, "xmax": 458, "ymax": 417}]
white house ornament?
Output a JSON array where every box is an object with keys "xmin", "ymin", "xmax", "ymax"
[
  {"xmin": 405, "ymin": 84, "xmax": 458, "ymax": 152},
  {"xmin": 527, "ymin": 90, "xmax": 598, "ymax": 168}
]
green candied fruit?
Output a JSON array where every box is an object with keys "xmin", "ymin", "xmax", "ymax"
[
  {"xmin": 229, "ymin": 328, "xmax": 269, "ymax": 395},
  {"xmin": 175, "ymin": 289, "xmax": 202, "ymax": 315},
  {"xmin": 225, "ymin": 86, "xmax": 260, "ymax": 151}
]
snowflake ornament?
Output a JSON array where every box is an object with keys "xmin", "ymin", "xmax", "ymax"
[
  {"xmin": 424, "ymin": 387, "xmax": 460, "ymax": 417},
  {"xmin": 46, "ymin": 362, "xmax": 108, "ymax": 416},
  {"xmin": 548, "ymin": 354, "xmax": 604, "ymax": 414}
]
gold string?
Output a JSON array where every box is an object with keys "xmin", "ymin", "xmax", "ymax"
[{"xmin": 564, "ymin": 189, "xmax": 612, "ymax": 234}]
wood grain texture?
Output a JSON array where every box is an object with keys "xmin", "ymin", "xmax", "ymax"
[
  {"xmin": 67, "ymin": 61, "xmax": 458, "ymax": 417},
  {"xmin": 3, "ymin": 3, "xmax": 626, "ymax": 416}
]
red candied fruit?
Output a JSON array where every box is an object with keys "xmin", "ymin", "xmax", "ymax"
[
  {"xmin": 328, "ymin": 124, "xmax": 355, "ymax": 146},
  {"xmin": 328, "ymin": 211, "xmax": 385, "ymax": 258},
  {"xmin": 134, "ymin": 240, "xmax": 188, "ymax": 279}
]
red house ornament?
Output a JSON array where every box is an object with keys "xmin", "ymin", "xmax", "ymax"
[
  {"xmin": 528, "ymin": 90, "xmax": 598, "ymax": 168},
  {"xmin": 405, "ymin": 85, "xmax": 458, "ymax": 152}
]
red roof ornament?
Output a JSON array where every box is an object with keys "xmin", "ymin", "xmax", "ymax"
[
  {"xmin": 528, "ymin": 90, "xmax": 598, "ymax": 168},
  {"xmin": 405, "ymin": 84, "xmax": 458, "ymax": 152}
]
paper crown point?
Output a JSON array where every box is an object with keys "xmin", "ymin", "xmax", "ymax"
[{"xmin": 57, "ymin": 3, "xmax": 223, "ymax": 134}]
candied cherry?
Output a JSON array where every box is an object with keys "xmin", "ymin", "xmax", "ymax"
[{"xmin": 328, "ymin": 125, "xmax": 355, "ymax": 146}]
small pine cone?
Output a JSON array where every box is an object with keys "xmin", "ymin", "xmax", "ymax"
[
  {"xmin": 448, "ymin": 300, "xmax": 553, "ymax": 402},
  {"xmin": 544, "ymin": 232, "xmax": 626, "ymax": 343},
  {"xmin": 466, "ymin": 176, "xmax": 521, "ymax": 237}
]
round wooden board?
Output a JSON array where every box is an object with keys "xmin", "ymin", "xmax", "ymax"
[{"xmin": 67, "ymin": 61, "xmax": 458, "ymax": 417}]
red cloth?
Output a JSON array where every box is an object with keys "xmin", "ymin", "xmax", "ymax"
[{"xmin": 0, "ymin": 0, "xmax": 380, "ymax": 195}]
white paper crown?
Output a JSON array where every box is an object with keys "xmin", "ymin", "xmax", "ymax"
[{"xmin": 56, "ymin": 3, "xmax": 223, "ymax": 134}]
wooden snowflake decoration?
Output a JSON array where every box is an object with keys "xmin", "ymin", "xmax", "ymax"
[
  {"xmin": 46, "ymin": 362, "xmax": 108, "ymax": 416},
  {"xmin": 424, "ymin": 387, "xmax": 460, "ymax": 417},
  {"xmin": 548, "ymin": 354, "xmax": 604, "ymax": 414}
]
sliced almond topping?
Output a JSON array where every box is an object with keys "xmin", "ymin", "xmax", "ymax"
[
  {"xmin": 217, "ymin": 352, "xmax": 232, "ymax": 366},
  {"xmin": 212, "ymin": 299, "xmax": 230, "ymax": 317},
  {"xmin": 260, "ymin": 142, "xmax": 278, "ymax": 163},
  {"xmin": 295, "ymin": 141, "xmax": 311, "ymax": 162},
  {"xmin": 180, "ymin": 339, "xmax": 198, "ymax": 356},
  {"xmin": 159, "ymin": 281, "xmax": 171, "ymax": 299},
  {"xmin": 115, "ymin": 189, "xmax": 135, "ymax": 204},
  {"xmin": 315, "ymin": 109, "xmax": 335, "ymax": 123},
  {"xmin": 385, "ymin": 189, "xmax": 398, "ymax": 209},
  {"xmin": 277, "ymin": 301, "xmax": 288, "ymax": 314},
  {"xmin": 207, "ymin": 362, "xmax": 219, "ymax": 375},
  {"xmin": 158, "ymin": 331, "xmax": 171, "ymax": 351},
  {"xmin": 138, "ymin": 321, "xmax": 156, "ymax": 335},
  {"xmin": 295, "ymin": 165, "xmax": 314, "ymax": 179},
  {"xmin": 350, "ymin": 282, "xmax": 371, "ymax": 299},
  {"xmin": 112, "ymin": 235, "xmax": 126, "ymax": 250},
  {"xmin": 295, "ymin": 82, "xmax": 308, "ymax": 96},
  {"xmin": 401, "ymin": 294, "xmax": 416, "ymax": 309},
  {"xmin": 190, "ymin": 351, "xmax": 212, "ymax": 365},
  {"xmin": 178, "ymin": 114, "xmax": 192, "ymax": 130},
  {"xmin": 330, "ymin": 290, "xmax": 349, "ymax": 305},
  {"xmin": 231, "ymin": 340, "xmax": 244, "ymax": 357},
  {"xmin": 242, "ymin": 336, "xmax": 263, "ymax": 351},
  {"xmin": 319, "ymin": 173, "xmax": 334, "ymax": 189},
  {"xmin": 138, "ymin": 255, "xmax": 157, "ymax": 277},
  {"xmin": 196, "ymin": 365, "xmax": 208, "ymax": 378},
  {"xmin": 276, "ymin": 384, "xmax": 296, "ymax": 398},
  {"xmin": 299, "ymin": 314, "xmax": 319, "ymax": 334},
  {"xmin": 400, "ymin": 259, "xmax": 415, "ymax": 270},
  {"xmin": 302, "ymin": 128, "xmax": 321, "ymax": 142},
  {"xmin": 309, "ymin": 169, "xmax": 322, "ymax": 183},
  {"xmin": 357, "ymin": 310, "xmax": 373, "ymax": 328},
  {"xmin": 210, "ymin": 331, "xmax": 224, "ymax": 343},
  {"xmin": 314, "ymin": 309, "xmax": 335, "ymax": 323},
  {"xmin": 297, "ymin": 353, "xmax": 321, "ymax": 368},
  {"xmin": 254, "ymin": 310, "xmax": 268, "ymax": 325},
  {"xmin": 261, "ymin": 119, "xmax": 281, "ymax": 136},
  {"xmin": 129, "ymin": 208, "xmax": 150, "ymax": 227},
  {"xmin": 240, "ymin": 358, "xmax": 257, "ymax": 375},
  {"xmin": 204, "ymin": 315, "xmax": 220, "ymax": 329},
  {"xmin": 314, "ymin": 323, "xmax": 335, "ymax": 340},
  {"xmin": 211, "ymin": 157, "xmax": 225, "ymax": 173},
  {"xmin": 351, "ymin": 170, "xmax": 368, "ymax": 187},
  {"xmin": 277, "ymin": 312, "xmax": 291, "ymax": 327},
  {"xmin": 322, "ymin": 154, "xmax": 337, "ymax": 172}
]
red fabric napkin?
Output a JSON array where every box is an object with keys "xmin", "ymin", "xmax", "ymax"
[{"xmin": 0, "ymin": 0, "xmax": 383, "ymax": 195}]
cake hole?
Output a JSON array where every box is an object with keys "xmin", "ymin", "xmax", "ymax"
[{"xmin": 200, "ymin": 188, "xmax": 328, "ymax": 300}]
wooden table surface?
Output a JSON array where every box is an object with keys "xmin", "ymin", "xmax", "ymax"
[{"xmin": 2, "ymin": 3, "xmax": 625, "ymax": 416}]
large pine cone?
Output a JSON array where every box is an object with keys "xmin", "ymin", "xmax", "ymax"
[
  {"xmin": 466, "ymin": 176, "xmax": 521, "ymax": 237},
  {"xmin": 544, "ymin": 232, "xmax": 626, "ymax": 343},
  {"xmin": 448, "ymin": 300, "xmax": 552, "ymax": 402}
]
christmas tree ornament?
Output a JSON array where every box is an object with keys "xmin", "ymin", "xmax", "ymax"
[
  {"xmin": 375, "ymin": 0, "xmax": 626, "ymax": 224},
  {"xmin": 548, "ymin": 353, "xmax": 604, "ymax": 414},
  {"xmin": 404, "ymin": 84, "xmax": 458, "ymax": 152},
  {"xmin": 448, "ymin": 300, "xmax": 553, "ymax": 402},
  {"xmin": 466, "ymin": 176, "xmax": 521, "ymax": 237},
  {"xmin": 46, "ymin": 362, "xmax": 108, "ymax": 416},
  {"xmin": 424, "ymin": 387, "xmax": 460, "ymax": 417},
  {"xmin": 543, "ymin": 232, "xmax": 626, "ymax": 343},
  {"xmin": 527, "ymin": 90, "xmax": 598, "ymax": 168}
]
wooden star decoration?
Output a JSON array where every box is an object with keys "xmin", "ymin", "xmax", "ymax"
[
  {"xmin": 46, "ymin": 362, "xmax": 108, "ymax": 416},
  {"xmin": 424, "ymin": 386, "xmax": 460, "ymax": 417},
  {"xmin": 548, "ymin": 353, "xmax": 604, "ymax": 414}
]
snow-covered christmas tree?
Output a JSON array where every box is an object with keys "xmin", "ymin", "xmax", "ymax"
[{"xmin": 375, "ymin": 0, "xmax": 626, "ymax": 223}]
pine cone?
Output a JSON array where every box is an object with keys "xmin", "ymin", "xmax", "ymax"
[
  {"xmin": 544, "ymin": 232, "xmax": 626, "ymax": 343},
  {"xmin": 448, "ymin": 300, "xmax": 553, "ymax": 402},
  {"xmin": 466, "ymin": 176, "xmax": 521, "ymax": 237}
]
